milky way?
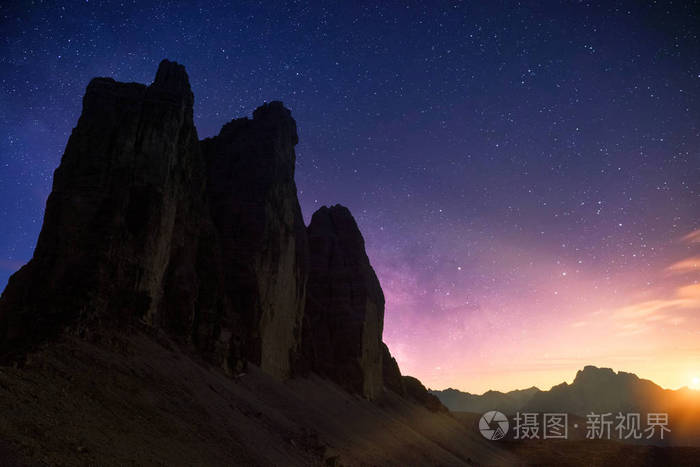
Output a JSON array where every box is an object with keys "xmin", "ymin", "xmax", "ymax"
[{"xmin": 1, "ymin": 1, "xmax": 698, "ymax": 392}]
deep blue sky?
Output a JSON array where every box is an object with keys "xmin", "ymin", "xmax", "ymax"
[{"xmin": 1, "ymin": 1, "xmax": 698, "ymax": 391}]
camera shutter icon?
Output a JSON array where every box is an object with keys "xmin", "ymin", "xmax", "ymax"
[{"xmin": 479, "ymin": 411, "xmax": 509, "ymax": 440}]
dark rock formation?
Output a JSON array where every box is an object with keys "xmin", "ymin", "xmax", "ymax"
[
  {"xmin": 0, "ymin": 60, "xmax": 231, "ymax": 364},
  {"xmin": 301, "ymin": 205, "xmax": 384, "ymax": 399},
  {"xmin": 432, "ymin": 365, "xmax": 685, "ymax": 416},
  {"xmin": 200, "ymin": 102, "xmax": 308, "ymax": 379},
  {"xmin": 526, "ymin": 365, "xmax": 668, "ymax": 415},
  {"xmin": 403, "ymin": 376, "xmax": 449, "ymax": 413},
  {"xmin": 0, "ymin": 62, "xmax": 307, "ymax": 377},
  {"xmin": 0, "ymin": 60, "xmax": 432, "ymax": 408},
  {"xmin": 382, "ymin": 343, "xmax": 405, "ymax": 396}
]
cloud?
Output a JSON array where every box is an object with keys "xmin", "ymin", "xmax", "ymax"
[
  {"xmin": 612, "ymin": 298, "xmax": 691, "ymax": 319},
  {"xmin": 677, "ymin": 283, "xmax": 700, "ymax": 299},
  {"xmin": 617, "ymin": 321, "xmax": 649, "ymax": 336},
  {"xmin": 606, "ymin": 281, "xmax": 700, "ymax": 336},
  {"xmin": 668, "ymin": 316, "xmax": 685, "ymax": 326},
  {"xmin": 666, "ymin": 256, "xmax": 700, "ymax": 275},
  {"xmin": 681, "ymin": 229, "xmax": 700, "ymax": 244}
]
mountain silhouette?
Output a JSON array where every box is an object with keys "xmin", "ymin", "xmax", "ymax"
[
  {"xmin": 0, "ymin": 60, "xmax": 525, "ymax": 466},
  {"xmin": 433, "ymin": 366, "xmax": 699, "ymax": 416},
  {"xmin": 432, "ymin": 365, "xmax": 700, "ymax": 446}
]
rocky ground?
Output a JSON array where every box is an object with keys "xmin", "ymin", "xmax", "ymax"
[{"xmin": 0, "ymin": 328, "xmax": 515, "ymax": 466}]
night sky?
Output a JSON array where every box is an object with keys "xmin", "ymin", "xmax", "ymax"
[{"xmin": 1, "ymin": 1, "xmax": 699, "ymax": 393}]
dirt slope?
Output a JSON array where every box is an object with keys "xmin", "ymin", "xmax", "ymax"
[{"xmin": 0, "ymin": 328, "xmax": 515, "ymax": 466}]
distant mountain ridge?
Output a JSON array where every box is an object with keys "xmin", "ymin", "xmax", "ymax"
[
  {"xmin": 434, "ymin": 386, "xmax": 541, "ymax": 414},
  {"xmin": 432, "ymin": 365, "xmax": 700, "ymax": 416},
  {"xmin": 434, "ymin": 366, "xmax": 700, "ymax": 447}
]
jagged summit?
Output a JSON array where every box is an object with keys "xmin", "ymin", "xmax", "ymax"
[
  {"xmin": 206, "ymin": 101, "xmax": 300, "ymax": 183},
  {"xmin": 82, "ymin": 59, "xmax": 194, "ymax": 112},
  {"xmin": 253, "ymin": 101, "xmax": 295, "ymax": 121},
  {"xmin": 253, "ymin": 101, "xmax": 300, "ymax": 146},
  {"xmin": 573, "ymin": 365, "xmax": 640, "ymax": 386},
  {"xmin": 152, "ymin": 59, "xmax": 192, "ymax": 94},
  {"xmin": 309, "ymin": 204, "xmax": 357, "ymax": 226}
]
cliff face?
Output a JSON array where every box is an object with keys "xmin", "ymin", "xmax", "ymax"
[
  {"xmin": 0, "ymin": 60, "xmax": 231, "ymax": 363},
  {"xmin": 200, "ymin": 102, "xmax": 309, "ymax": 379},
  {"xmin": 0, "ymin": 60, "xmax": 420, "ymax": 405},
  {"xmin": 301, "ymin": 205, "xmax": 384, "ymax": 399}
]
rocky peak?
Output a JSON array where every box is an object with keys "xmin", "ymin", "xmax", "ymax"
[
  {"xmin": 153, "ymin": 59, "xmax": 190, "ymax": 92},
  {"xmin": 252, "ymin": 101, "xmax": 299, "ymax": 143},
  {"xmin": 573, "ymin": 365, "xmax": 622, "ymax": 386},
  {"xmin": 301, "ymin": 204, "xmax": 384, "ymax": 399},
  {"xmin": 0, "ymin": 60, "xmax": 214, "ymax": 362},
  {"xmin": 201, "ymin": 101, "xmax": 308, "ymax": 379}
]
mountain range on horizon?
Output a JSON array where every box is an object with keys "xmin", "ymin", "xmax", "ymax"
[
  {"xmin": 432, "ymin": 365, "xmax": 700, "ymax": 415},
  {"xmin": 432, "ymin": 365, "xmax": 700, "ymax": 447}
]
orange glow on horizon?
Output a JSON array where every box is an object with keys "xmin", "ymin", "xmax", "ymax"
[{"xmin": 381, "ymin": 227, "xmax": 700, "ymax": 395}]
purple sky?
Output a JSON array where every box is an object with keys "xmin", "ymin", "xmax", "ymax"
[{"xmin": 1, "ymin": 1, "xmax": 698, "ymax": 392}]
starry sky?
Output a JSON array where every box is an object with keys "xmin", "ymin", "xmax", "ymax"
[{"xmin": 1, "ymin": 1, "xmax": 699, "ymax": 393}]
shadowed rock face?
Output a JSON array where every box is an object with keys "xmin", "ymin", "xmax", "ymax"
[
  {"xmin": 526, "ymin": 365, "xmax": 666, "ymax": 415},
  {"xmin": 382, "ymin": 343, "xmax": 406, "ymax": 396},
  {"xmin": 200, "ymin": 102, "xmax": 309, "ymax": 379},
  {"xmin": 0, "ymin": 61, "xmax": 310, "ymax": 378},
  {"xmin": 403, "ymin": 376, "xmax": 448, "ymax": 413},
  {"xmin": 0, "ymin": 60, "xmax": 420, "ymax": 402},
  {"xmin": 0, "ymin": 60, "xmax": 232, "ymax": 362},
  {"xmin": 0, "ymin": 62, "xmax": 309, "ymax": 378},
  {"xmin": 301, "ymin": 205, "xmax": 384, "ymax": 399}
]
